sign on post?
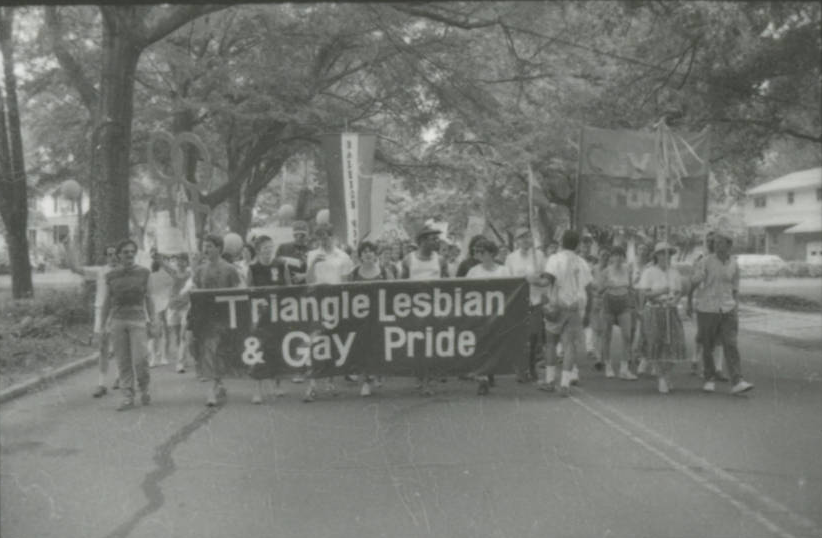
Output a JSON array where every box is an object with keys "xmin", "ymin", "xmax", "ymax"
[{"xmin": 576, "ymin": 126, "xmax": 710, "ymax": 226}]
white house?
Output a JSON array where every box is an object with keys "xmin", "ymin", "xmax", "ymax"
[
  {"xmin": 744, "ymin": 167, "xmax": 822, "ymax": 263},
  {"xmin": 27, "ymin": 186, "xmax": 90, "ymax": 250}
]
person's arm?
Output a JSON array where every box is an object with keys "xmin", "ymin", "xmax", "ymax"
[
  {"xmin": 306, "ymin": 251, "xmax": 322, "ymax": 284},
  {"xmin": 400, "ymin": 255, "xmax": 411, "ymax": 279},
  {"xmin": 731, "ymin": 258, "xmax": 740, "ymax": 306},
  {"xmin": 100, "ymin": 277, "xmax": 111, "ymax": 329},
  {"xmin": 283, "ymin": 263, "xmax": 291, "ymax": 286}
]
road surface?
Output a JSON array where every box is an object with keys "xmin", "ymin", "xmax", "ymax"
[{"xmin": 2, "ymin": 321, "xmax": 821, "ymax": 538}]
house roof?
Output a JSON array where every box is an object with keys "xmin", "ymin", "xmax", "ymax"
[
  {"xmin": 747, "ymin": 167, "xmax": 822, "ymax": 195},
  {"xmin": 784, "ymin": 214, "xmax": 822, "ymax": 234}
]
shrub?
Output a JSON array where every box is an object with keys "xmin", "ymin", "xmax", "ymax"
[{"xmin": 4, "ymin": 288, "xmax": 93, "ymax": 326}]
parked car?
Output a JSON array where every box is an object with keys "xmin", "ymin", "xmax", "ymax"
[{"xmin": 736, "ymin": 254, "xmax": 788, "ymax": 277}]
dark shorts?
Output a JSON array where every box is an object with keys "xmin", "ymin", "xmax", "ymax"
[{"xmin": 603, "ymin": 293, "xmax": 630, "ymax": 322}]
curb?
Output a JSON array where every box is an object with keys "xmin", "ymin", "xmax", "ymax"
[{"xmin": 0, "ymin": 352, "xmax": 99, "ymax": 405}]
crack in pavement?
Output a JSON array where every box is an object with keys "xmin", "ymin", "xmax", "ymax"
[{"xmin": 103, "ymin": 404, "xmax": 223, "ymax": 538}]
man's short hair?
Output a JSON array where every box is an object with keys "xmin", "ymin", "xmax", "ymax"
[
  {"xmin": 254, "ymin": 235, "xmax": 273, "ymax": 249},
  {"xmin": 475, "ymin": 238, "xmax": 499, "ymax": 256},
  {"xmin": 203, "ymin": 234, "xmax": 223, "ymax": 252},
  {"xmin": 561, "ymin": 230, "xmax": 580, "ymax": 251},
  {"xmin": 115, "ymin": 239, "xmax": 138, "ymax": 255}
]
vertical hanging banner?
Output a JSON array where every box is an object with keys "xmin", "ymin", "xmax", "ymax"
[
  {"xmin": 320, "ymin": 132, "xmax": 378, "ymax": 247},
  {"xmin": 576, "ymin": 126, "xmax": 710, "ymax": 226}
]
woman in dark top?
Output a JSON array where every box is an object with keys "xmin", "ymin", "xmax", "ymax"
[
  {"xmin": 246, "ymin": 235, "xmax": 291, "ymax": 404},
  {"xmin": 348, "ymin": 241, "xmax": 388, "ymax": 395}
]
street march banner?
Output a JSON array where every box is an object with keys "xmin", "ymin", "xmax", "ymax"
[
  {"xmin": 189, "ymin": 278, "xmax": 529, "ymax": 379},
  {"xmin": 319, "ymin": 132, "xmax": 384, "ymax": 247},
  {"xmin": 575, "ymin": 126, "xmax": 710, "ymax": 226}
]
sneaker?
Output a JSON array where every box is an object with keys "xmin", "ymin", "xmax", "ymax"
[
  {"xmin": 252, "ymin": 394, "xmax": 263, "ymax": 405},
  {"xmin": 477, "ymin": 379, "xmax": 490, "ymax": 396},
  {"xmin": 148, "ymin": 358, "xmax": 157, "ymax": 368},
  {"xmin": 605, "ymin": 364, "xmax": 615, "ymax": 378},
  {"xmin": 637, "ymin": 358, "xmax": 648, "ymax": 375},
  {"xmin": 116, "ymin": 398, "xmax": 135, "ymax": 411},
  {"xmin": 619, "ymin": 365, "xmax": 638, "ymax": 381},
  {"xmin": 206, "ymin": 395, "xmax": 217, "ymax": 407},
  {"xmin": 360, "ymin": 382, "xmax": 372, "ymax": 397},
  {"xmin": 658, "ymin": 377, "xmax": 670, "ymax": 394},
  {"xmin": 731, "ymin": 380, "xmax": 754, "ymax": 394},
  {"xmin": 92, "ymin": 386, "xmax": 107, "ymax": 398},
  {"xmin": 176, "ymin": 364, "xmax": 186, "ymax": 374},
  {"xmin": 140, "ymin": 392, "xmax": 151, "ymax": 406},
  {"xmin": 537, "ymin": 381, "xmax": 555, "ymax": 392},
  {"xmin": 292, "ymin": 375, "xmax": 305, "ymax": 384},
  {"xmin": 703, "ymin": 381, "xmax": 716, "ymax": 392},
  {"xmin": 302, "ymin": 387, "xmax": 316, "ymax": 403}
]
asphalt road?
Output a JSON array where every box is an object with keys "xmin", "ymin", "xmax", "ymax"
[{"xmin": 2, "ymin": 321, "xmax": 821, "ymax": 538}]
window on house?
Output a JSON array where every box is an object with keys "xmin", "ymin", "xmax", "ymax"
[
  {"xmin": 52, "ymin": 225, "xmax": 69, "ymax": 244},
  {"xmin": 787, "ymin": 191, "xmax": 794, "ymax": 204},
  {"xmin": 754, "ymin": 196, "xmax": 766, "ymax": 208}
]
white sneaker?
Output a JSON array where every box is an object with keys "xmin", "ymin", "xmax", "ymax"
[
  {"xmin": 731, "ymin": 380, "xmax": 754, "ymax": 394},
  {"xmin": 619, "ymin": 364, "xmax": 638, "ymax": 381},
  {"xmin": 658, "ymin": 377, "xmax": 670, "ymax": 394},
  {"xmin": 605, "ymin": 364, "xmax": 615, "ymax": 378},
  {"xmin": 637, "ymin": 358, "xmax": 648, "ymax": 375},
  {"xmin": 158, "ymin": 357, "xmax": 169, "ymax": 366},
  {"xmin": 252, "ymin": 393, "xmax": 263, "ymax": 404},
  {"xmin": 570, "ymin": 366, "xmax": 580, "ymax": 385},
  {"xmin": 703, "ymin": 381, "xmax": 716, "ymax": 392},
  {"xmin": 360, "ymin": 382, "xmax": 372, "ymax": 397}
]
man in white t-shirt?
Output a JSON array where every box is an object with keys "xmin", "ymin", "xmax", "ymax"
[
  {"xmin": 306, "ymin": 223, "xmax": 354, "ymax": 285},
  {"xmin": 68, "ymin": 242, "xmax": 119, "ymax": 398},
  {"xmin": 540, "ymin": 230, "xmax": 593, "ymax": 396},
  {"xmin": 505, "ymin": 227, "xmax": 547, "ymax": 382}
]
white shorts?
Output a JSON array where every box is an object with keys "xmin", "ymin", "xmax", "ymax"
[{"xmin": 166, "ymin": 307, "xmax": 188, "ymax": 326}]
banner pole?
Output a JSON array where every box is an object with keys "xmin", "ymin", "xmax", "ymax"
[{"xmin": 573, "ymin": 126, "xmax": 585, "ymax": 231}]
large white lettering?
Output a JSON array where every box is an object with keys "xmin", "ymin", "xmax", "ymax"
[
  {"xmin": 282, "ymin": 331, "xmax": 356, "ymax": 368},
  {"xmin": 383, "ymin": 326, "xmax": 477, "ymax": 362}
]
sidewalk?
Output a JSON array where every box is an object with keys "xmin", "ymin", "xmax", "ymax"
[{"xmin": 738, "ymin": 302, "xmax": 822, "ymax": 344}]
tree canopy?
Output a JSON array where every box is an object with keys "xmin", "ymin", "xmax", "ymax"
[{"xmin": 6, "ymin": 1, "xmax": 819, "ymax": 262}]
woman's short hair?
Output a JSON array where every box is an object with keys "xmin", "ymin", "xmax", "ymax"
[
  {"xmin": 357, "ymin": 240, "xmax": 378, "ymax": 257},
  {"xmin": 475, "ymin": 238, "xmax": 499, "ymax": 256}
]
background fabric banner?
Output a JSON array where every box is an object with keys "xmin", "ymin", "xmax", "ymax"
[
  {"xmin": 320, "ymin": 132, "xmax": 378, "ymax": 247},
  {"xmin": 576, "ymin": 126, "xmax": 710, "ymax": 226},
  {"xmin": 189, "ymin": 278, "xmax": 529, "ymax": 379}
]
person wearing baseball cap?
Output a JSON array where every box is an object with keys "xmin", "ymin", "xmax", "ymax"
[
  {"xmin": 691, "ymin": 228, "xmax": 753, "ymax": 395},
  {"xmin": 400, "ymin": 224, "xmax": 448, "ymax": 395}
]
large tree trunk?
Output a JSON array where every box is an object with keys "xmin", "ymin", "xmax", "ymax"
[
  {"xmin": 89, "ymin": 10, "xmax": 140, "ymax": 260},
  {"xmin": 0, "ymin": 7, "xmax": 33, "ymax": 299},
  {"xmin": 227, "ymin": 187, "xmax": 254, "ymax": 239}
]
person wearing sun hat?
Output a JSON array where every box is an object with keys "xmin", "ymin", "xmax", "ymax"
[
  {"xmin": 636, "ymin": 240, "xmax": 686, "ymax": 394},
  {"xmin": 691, "ymin": 227, "xmax": 753, "ymax": 395}
]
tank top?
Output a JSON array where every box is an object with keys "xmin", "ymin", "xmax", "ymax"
[
  {"xmin": 602, "ymin": 264, "xmax": 631, "ymax": 296},
  {"xmin": 408, "ymin": 251, "xmax": 442, "ymax": 281}
]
